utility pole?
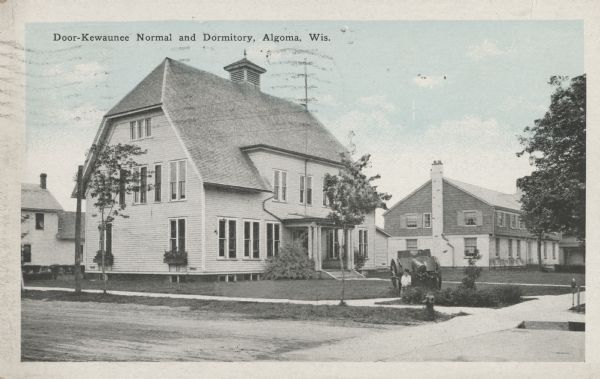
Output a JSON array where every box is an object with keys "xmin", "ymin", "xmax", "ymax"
[
  {"xmin": 74, "ymin": 165, "xmax": 83, "ymax": 293},
  {"xmin": 303, "ymin": 58, "xmax": 308, "ymax": 109}
]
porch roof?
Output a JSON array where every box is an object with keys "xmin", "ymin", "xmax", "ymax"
[{"xmin": 281, "ymin": 216, "xmax": 337, "ymax": 227}]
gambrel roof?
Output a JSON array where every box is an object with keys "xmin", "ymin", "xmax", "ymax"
[
  {"xmin": 21, "ymin": 183, "xmax": 63, "ymax": 212},
  {"xmin": 87, "ymin": 58, "xmax": 347, "ymax": 192}
]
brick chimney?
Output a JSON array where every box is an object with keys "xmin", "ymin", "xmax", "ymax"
[
  {"xmin": 431, "ymin": 161, "xmax": 444, "ymax": 256},
  {"xmin": 224, "ymin": 51, "xmax": 267, "ymax": 88},
  {"xmin": 40, "ymin": 173, "xmax": 47, "ymax": 189}
]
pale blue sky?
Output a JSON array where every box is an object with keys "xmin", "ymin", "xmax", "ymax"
[{"xmin": 24, "ymin": 21, "xmax": 583, "ymax": 216}]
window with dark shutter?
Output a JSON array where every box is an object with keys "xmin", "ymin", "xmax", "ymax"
[
  {"xmin": 252, "ymin": 222, "xmax": 260, "ymax": 258},
  {"xmin": 218, "ymin": 219, "xmax": 226, "ymax": 257},
  {"xmin": 228, "ymin": 220, "xmax": 236, "ymax": 258},
  {"xmin": 105, "ymin": 223, "xmax": 112, "ymax": 255},
  {"xmin": 22, "ymin": 244, "xmax": 31, "ymax": 263},
  {"xmin": 154, "ymin": 164, "xmax": 161, "ymax": 202}
]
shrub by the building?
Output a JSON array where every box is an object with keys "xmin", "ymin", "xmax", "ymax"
[{"xmin": 263, "ymin": 245, "xmax": 315, "ymax": 280}]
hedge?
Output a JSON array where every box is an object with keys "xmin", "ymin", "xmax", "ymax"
[{"xmin": 398, "ymin": 285, "xmax": 523, "ymax": 308}]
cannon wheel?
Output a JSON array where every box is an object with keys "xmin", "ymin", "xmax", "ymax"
[{"xmin": 390, "ymin": 259, "xmax": 399, "ymax": 288}]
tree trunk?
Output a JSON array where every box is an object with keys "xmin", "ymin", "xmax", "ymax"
[
  {"xmin": 537, "ymin": 235, "xmax": 543, "ymax": 272},
  {"xmin": 99, "ymin": 220, "xmax": 107, "ymax": 294},
  {"xmin": 74, "ymin": 165, "xmax": 83, "ymax": 293}
]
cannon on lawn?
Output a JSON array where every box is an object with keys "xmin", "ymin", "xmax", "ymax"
[{"xmin": 390, "ymin": 249, "xmax": 442, "ymax": 290}]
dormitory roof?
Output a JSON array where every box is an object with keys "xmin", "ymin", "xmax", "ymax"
[
  {"xmin": 445, "ymin": 178, "xmax": 522, "ymax": 210},
  {"xmin": 95, "ymin": 58, "xmax": 347, "ymax": 192}
]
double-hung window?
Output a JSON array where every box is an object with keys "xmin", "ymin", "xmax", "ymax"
[
  {"xmin": 510, "ymin": 214, "xmax": 516, "ymax": 229},
  {"xmin": 423, "ymin": 213, "xmax": 431, "ymax": 228},
  {"xmin": 218, "ymin": 218, "xmax": 237, "ymax": 258},
  {"xmin": 266, "ymin": 222, "xmax": 281, "ymax": 257},
  {"xmin": 299, "ymin": 175, "xmax": 313, "ymax": 205},
  {"xmin": 516, "ymin": 240, "xmax": 521, "ymax": 258},
  {"xmin": 496, "ymin": 211, "xmax": 504, "ymax": 227},
  {"xmin": 464, "ymin": 211, "xmax": 477, "ymax": 226},
  {"xmin": 406, "ymin": 239, "xmax": 418, "ymax": 250},
  {"xmin": 134, "ymin": 166, "xmax": 148, "ymax": 204},
  {"xmin": 130, "ymin": 118, "xmax": 152, "ymax": 140},
  {"xmin": 358, "ymin": 229, "xmax": 368, "ymax": 258},
  {"xmin": 169, "ymin": 218, "xmax": 186, "ymax": 252},
  {"xmin": 35, "ymin": 213, "xmax": 44, "ymax": 230},
  {"xmin": 273, "ymin": 170, "xmax": 287, "ymax": 201},
  {"xmin": 244, "ymin": 221, "xmax": 260, "ymax": 259},
  {"xmin": 326, "ymin": 229, "xmax": 340, "ymax": 259},
  {"xmin": 169, "ymin": 160, "xmax": 186, "ymax": 201},
  {"xmin": 508, "ymin": 239, "xmax": 513, "ymax": 257},
  {"xmin": 406, "ymin": 214, "xmax": 418, "ymax": 228},
  {"xmin": 464, "ymin": 237, "xmax": 477, "ymax": 257}
]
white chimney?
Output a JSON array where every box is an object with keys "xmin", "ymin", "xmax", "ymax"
[{"xmin": 431, "ymin": 160, "xmax": 444, "ymax": 257}]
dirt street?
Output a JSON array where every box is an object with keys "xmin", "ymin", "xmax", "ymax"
[{"xmin": 21, "ymin": 299, "xmax": 399, "ymax": 361}]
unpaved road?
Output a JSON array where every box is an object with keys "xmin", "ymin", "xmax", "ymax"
[{"xmin": 21, "ymin": 299, "xmax": 400, "ymax": 361}]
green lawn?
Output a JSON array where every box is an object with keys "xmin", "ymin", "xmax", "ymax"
[
  {"xmin": 25, "ymin": 277, "xmax": 394, "ymax": 301},
  {"xmin": 22, "ymin": 290, "xmax": 455, "ymax": 325},
  {"xmin": 440, "ymin": 268, "xmax": 585, "ymax": 286}
]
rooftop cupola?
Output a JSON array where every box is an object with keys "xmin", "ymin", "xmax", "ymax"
[{"xmin": 224, "ymin": 51, "xmax": 267, "ymax": 88}]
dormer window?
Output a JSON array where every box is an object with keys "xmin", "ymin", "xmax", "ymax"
[{"xmin": 130, "ymin": 118, "xmax": 151, "ymax": 140}]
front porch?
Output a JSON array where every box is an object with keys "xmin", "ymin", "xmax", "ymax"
[{"xmin": 284, "ymin": 218, "xmax": 355, "ymax": 272}]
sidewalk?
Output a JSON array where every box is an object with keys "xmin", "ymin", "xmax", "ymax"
[{"xmin": 282, "ymin": 292, "xmax": 585, "ymax": 361}]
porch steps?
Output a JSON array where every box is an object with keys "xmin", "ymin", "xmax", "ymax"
[{"xmin": 320, "ymin": 269, "xmax": 366, "ymax": 280}]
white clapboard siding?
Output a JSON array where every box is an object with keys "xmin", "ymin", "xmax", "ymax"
[
  {"xmin": 21, "ymin": 211, "xmax": 76, "ymax": 266},
  {"xmin": 84, "ymin": 110, "xmax": 204, "ymax": 274}
]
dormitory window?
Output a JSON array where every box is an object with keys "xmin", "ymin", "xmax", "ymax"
[
  {"xmin": 510, "ymin": 214, "xmax": 516, "ymax": 228},
  {"xmin": 299, "ymin": 175, "xmax": 312, "ymax": 205},
  {"xmin": 423, "ymin": 213, "xmax": 431, "ymax": 228},
  {"xmin": 244, "ymin": 221, "xmax": 260, "ymax": 259},
  {"xmin": 35, "ymin": 213, "xmax": 44, "ymax": 230},
  {"xmin": 517, "ymin": 240, "xmax": 521, "ymax": 258},
  {"xmin": 169, "ymin": 218, "xmax": 186, "ymax": 253},
  {"xmin": 495, "ymin": 238, "xmax": 500, "ymax": 257},
  {"xmin": 154, "ymin": 164, "xmax": 162, "ymax": 202},
  {"xmin": 358, "ymin": 229, "xmax": 368, "ymax": 258},
  {"xmin": 218, "ymin": 218, "xmax": 237, "ymax": 258},
  {"xmin": 105, "ymin": 223, "xmax": 112, "ymax": 256},
  {"xmin": 170, "ymin": 160, "xmax": 186, "ymax": 201},
  {"xmin": 508, "ymin": 239, "xmax": 513, "ymax": 257},
  {"xmin": 543, "ymin": 242, "xmax": 547, "ymax": 259},
  {"xmin": 130, "ymin": 118, "xmax": 151, "ymax": 140},
  {"xmin": 464, "ymin": 211, "xmax": 477, "ymax": 226},
  {"xmin": 273, "ymin": 170, "xmax": 287, "ymax": 202},
  {"xmin": 464, "ymin": 238, "xmax": 477, "ymax": 257},
  {"xmin": 406, "ymin": 239, "xmax": 418, "ymax": 250},
  {"xmin": 406, "ymin": 214, "xmax": 418, "ymax": 228},
  {"xmin": 266, "ymin": 222, "xmax": 281, "ymax": 257},
  {"xmin": 552, "ymin": 242, "xmax": 556, "ymax": 259}
]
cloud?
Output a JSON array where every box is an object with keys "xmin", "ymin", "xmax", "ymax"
[
  {"xmin": 466, "ymin": 39, "xmax": 507, "ymax": 60},
  {"xmin": 44, "ymin": 61, "xmax": 107, "ymax": 84},
  {"xmin": 358, "ymin": 95, "xmax": 395, "ymax": 113},
  {"xmin": 367, "ymin": 115, "xmax": 532, "ymax": 223},
  {"xmin": 412, "ymin": 75, "xmax": 445, "ymax": 89}
]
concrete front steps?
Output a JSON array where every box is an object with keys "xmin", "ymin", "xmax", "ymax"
[{"xmin": 320, "ymin": 269, "xmax": 365, "ymax": 280}]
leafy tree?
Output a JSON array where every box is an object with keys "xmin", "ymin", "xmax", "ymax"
[
  {"xmin": 86, "ymin": 143, "xmax": 147, "ymax": 293},
  {"xmin": 324, "ymin": 153, "xmax": 391, "ymax": 305},
  {"xmin": 517, "ymin": 75, "xmax": 585, "ymax": 268}
]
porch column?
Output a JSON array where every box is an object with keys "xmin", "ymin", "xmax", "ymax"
[
  {"xmin": 315, "ymin": 226, "xmax": 322, "ymax": 271},
  {"xmin": 307, "ymin": 224, "xmax": 314, "ymax": 259}
]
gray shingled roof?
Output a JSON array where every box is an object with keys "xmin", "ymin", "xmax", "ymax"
[
  {"xmin": 57, "ymin": 211, "xmax": 85, "ymax": 240},
  {"xmin": 91, "ymin": 58, "xmax": 348, "ymax": 191},
  {"xmin": 21, "ymin": 183, "xmax": 63, "ymax": 211},
  {"xmin": 445, "ymin": 178, "xmax": 521, "ymax": 210}
]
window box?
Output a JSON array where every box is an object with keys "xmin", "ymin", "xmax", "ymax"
[{"xmin": 163, "ymin": 250, "xmax": 188, "ymax": 266}]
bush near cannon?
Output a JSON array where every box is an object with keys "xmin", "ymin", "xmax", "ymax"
[{"xmin": 390, "ymin": 249, "xmax": 442, "ymax": 290}]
